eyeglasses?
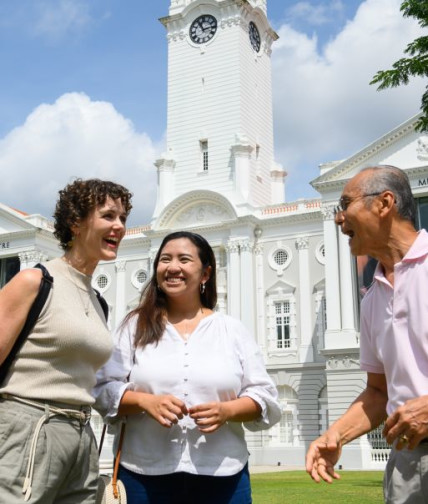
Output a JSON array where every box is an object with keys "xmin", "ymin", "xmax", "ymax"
[{"xmin": 334, "ymin": 192, "xmax": 382, "ymax": 215}]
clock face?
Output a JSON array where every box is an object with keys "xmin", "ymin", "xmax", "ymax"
[
  {"xmin": 189, "ymin": 15, "xmax": 217, "ymax": 44},
  {"xmin": 249, "ymin": 21, "xmax": 261, "ymax": 52}
]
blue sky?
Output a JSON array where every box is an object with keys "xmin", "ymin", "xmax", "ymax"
[{"xmin": 0, "ymin": 0, "xmax": 425, "ymax": 225}]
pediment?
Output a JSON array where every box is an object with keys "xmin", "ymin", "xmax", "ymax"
[
  {"xmin": 266, "ymin": 279, "xmax": 296, "ymax": 296},
  {"xmin": 155, "ymin": 191, "xmax": 237, "ymax": 230},
  {"xmin": 0, "ymin": 204, "xmax": 35, "ymax": 234},
  {"xmin": 313, "ymin": 278, "xmax": 325, "ymax": 293},
  {"xmin": 311, "ymin": 113, "xmax": 428, "ymax": 196}
]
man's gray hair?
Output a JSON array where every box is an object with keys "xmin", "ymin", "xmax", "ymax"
[{"xmin": 359, "ymin": 165, "xmax": 416, "ymax": 224}]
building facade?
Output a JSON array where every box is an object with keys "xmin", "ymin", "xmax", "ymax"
[{"xmin": 2, "ymin": 0, "xmax": 428, "ymax": 469}]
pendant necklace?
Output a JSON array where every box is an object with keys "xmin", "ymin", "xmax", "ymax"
[{"xmin": 63, "ymin": 259, "xmax": 92, "ymax": 317}]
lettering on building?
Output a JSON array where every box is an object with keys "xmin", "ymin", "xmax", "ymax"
[
  {"xmin": 1, "ymin": 242, "xmax": 10, "ymax": 249},
  {"xmin": 419, "ymin": 178, "xmax": 428, "ymax": 187}
]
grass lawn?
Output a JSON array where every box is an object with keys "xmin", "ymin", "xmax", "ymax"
[{"xmin": 251, "ymin": 471, "xmax": 384, "ymax": 504}]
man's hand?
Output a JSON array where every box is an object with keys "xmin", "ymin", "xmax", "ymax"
[
  {"xmin": 383, "ymin": 395, "xmax": 428, "ymax": 450},
  {"xmin": 305, "ymin": 430, "xmax": 342, "ymax": 483}
]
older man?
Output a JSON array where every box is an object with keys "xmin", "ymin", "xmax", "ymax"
[{"xmin": 305, "ymin": 165, "xmax": 428, "ymax": 503}]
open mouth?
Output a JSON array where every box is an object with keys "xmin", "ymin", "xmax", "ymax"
[
  {"xmin": 104, "ymin": 237, "xmax": 120, "ymax": 248},
  {"xmin": 165, "ymin": 277, "xmax": 185, "ymax": 284}
]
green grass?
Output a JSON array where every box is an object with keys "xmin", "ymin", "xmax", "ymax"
[{"xmin": 251, "ymin": 471, "xmax": 384, "ymax": 504}]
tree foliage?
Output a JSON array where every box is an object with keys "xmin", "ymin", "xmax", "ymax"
[{"xmin": 370, "ymin": 0, "xmax": 428, "ymax": 131}]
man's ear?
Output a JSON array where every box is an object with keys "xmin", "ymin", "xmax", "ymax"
[{"xmin": 378, "ymin": 191, "xmax": 395, "ymax": 217}]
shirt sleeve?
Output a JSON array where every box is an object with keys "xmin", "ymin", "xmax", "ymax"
[
  {"xmin": 226, "ymin": 317, "xmax": 282, "ymax": 431},
  {"xmin": 359, "ymin": 295, "xmax": 385, "ymax": 374},
  {"xmin": 93, "ymin": 318, "xmax": 136, "ymax": 422}
]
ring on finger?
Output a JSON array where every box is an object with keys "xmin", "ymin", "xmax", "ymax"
[{"xmin": 399, "ymin": 434, "xmax": 410, "ymax": 443}]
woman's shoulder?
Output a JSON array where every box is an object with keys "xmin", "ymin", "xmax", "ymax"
[
  {"xmin": 212, "ymin": 312, "xmax": 250, "ymax": 337},
  {"xmin": 10, "ymin": 267, "xmax": 43, "ymax": 291}
]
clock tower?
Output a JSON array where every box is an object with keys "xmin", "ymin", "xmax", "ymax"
[{"xmin": 153, "ymin": 0, "xmax": 285, "ymax": 225}]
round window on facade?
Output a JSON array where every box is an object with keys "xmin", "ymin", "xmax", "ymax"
[
  {"xmin": 132, "ymin": 269, "xmax": 148, "ymax": 290},
  {"xmin": 94, "ymin": 273, "xmax": 110, "ymax": 292},
  {"xmin": 137, "ymin": 270, "xmax": 147, "ymax": 285},
  {"xmin": 316, "ymin": 242, "xmax": 326, "ymax": 265},
  {"xmin": 274, "ymin": 249, "xmax": 289, "ymax": 266},
  {"xmin": 268, "ymin": 246, "xmax": 292, "ymax": 272}
]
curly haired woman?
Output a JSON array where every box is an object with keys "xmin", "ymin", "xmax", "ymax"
[{"xmin": 0, "ymin": 178, "xmax": 132, "ymax": 503}]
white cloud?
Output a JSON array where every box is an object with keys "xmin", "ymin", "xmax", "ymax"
[
  {"xmin": 33, "ymin": 0, "xmax": 91, "ymax": 40},
  {"xmin": 0, "ymin": 93, "xmax": 158, "ymax": 225},
  {"xmin": 285, "ymin": 1, "xmax": 344, "ymax": 26},
  {"xmin": 272, "ymin": 0, "xmax": 426, "ymax": 200}
]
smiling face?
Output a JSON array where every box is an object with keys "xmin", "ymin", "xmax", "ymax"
[
  {"xmin": 335, "ymin": 171, "xmax": 382, "ymax": 257},
  {"xmin": 156, "ymin": 238, "xmax": 211, "ymax": 302},
  {"xmin": 72, "ymin": 196, "xmax": 127, "ymax": 266}
]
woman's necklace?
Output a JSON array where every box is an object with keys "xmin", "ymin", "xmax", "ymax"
[
  {"xmin": 171, "ymin": 307, "xmax": 204, "ymax": 341},
  {"xmin": 62, "ymin": 258, "xmax": 92, "ymax": 317}
]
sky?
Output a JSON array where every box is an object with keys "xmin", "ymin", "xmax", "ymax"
[{"xmin": 0, "ymin": 0, "xmax": 425, "ymax": 226}]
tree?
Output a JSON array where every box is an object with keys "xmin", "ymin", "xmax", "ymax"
[{"xmin": 370, "ymin": 0, "xmax": 428, "ymax": 132}]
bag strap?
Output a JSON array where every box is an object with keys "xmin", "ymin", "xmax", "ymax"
[
  {"xmin": 99, "ymin": 422, "xmax": 126, "ymax": 498},
  {"xmin": 94, "ymin": 289, "xmax": 109, "ymax": 322},
  {"xmin": 0, "ymin": 263, "xmax": 53, "ymax": 385}
]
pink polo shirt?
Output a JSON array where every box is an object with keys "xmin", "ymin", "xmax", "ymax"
[{"xmin": 360, "ymin": 229, "xmax": 428, "ymax": 415}]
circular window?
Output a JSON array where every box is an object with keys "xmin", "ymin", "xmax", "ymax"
[
  {"xmin": 136, "ymin": 270, "xmax": 147, "ymax": 285},
  {"xmin": 93, "ymin": 272, "xmax": 110, "ymax": 293},
  {"xmin": 274, "ymin": 249, "xmax": 288, "ymax": 266},
  {"xmin": 268, "ymin": 245, "xmax": 292, "ymax": 273},
  {"xmin": 316, "ymin": 242, "xmax": 326, "ymax": 265},
  {"xmin": 132, "ymin": 268, "xmax": 148, "ymax": 290}
]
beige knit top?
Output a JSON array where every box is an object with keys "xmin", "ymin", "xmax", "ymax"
[{"xmin": 1, "ymin": 258, "xmax": 113, "ymax": 405}]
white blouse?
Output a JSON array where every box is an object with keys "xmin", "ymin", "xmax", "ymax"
[{"xmin": 94, "ymin": 312, "xmax": 281, "ymax": 477}]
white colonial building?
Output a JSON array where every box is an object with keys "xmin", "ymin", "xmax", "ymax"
[{"xmin": 1, "ymin": 0, "xmax": 428, "ymax": 470}]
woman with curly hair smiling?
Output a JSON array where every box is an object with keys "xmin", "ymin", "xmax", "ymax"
[{"xmin": 0, "ymin": 178, "xmax": 132, "ymax": 503}]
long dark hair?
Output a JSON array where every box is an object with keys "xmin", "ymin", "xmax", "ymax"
[{"xmin": 124, "ymin": 231, "xmax": 217, "ymax": 348}]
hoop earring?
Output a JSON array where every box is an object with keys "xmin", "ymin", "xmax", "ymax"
[{"xmin": 200, "ymin": 283, "xmax": 206, "ymax": 294}]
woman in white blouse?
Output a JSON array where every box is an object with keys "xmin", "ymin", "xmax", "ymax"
[{"xmin": 94, "ymin": 231, "xmax": 281, "ymax": 504}]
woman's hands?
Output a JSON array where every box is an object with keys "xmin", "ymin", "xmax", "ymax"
[
  {"xmin": 120, "ymin": 393, "xmax": 261, "ymax": 432},
  {"xmin": 143, "ymin": 394, "xmax": 188, "ymax": 428},
  {"xmin": 119, "ymin": 391, "xmax": 187, "ymax": 428},
  {"xmin": 189, "ymin": 397, "xmax": 261, "ymax": 434},
  {"xmin": 188, "ymin": 402, "xmax": 230, "ymax": 433}
]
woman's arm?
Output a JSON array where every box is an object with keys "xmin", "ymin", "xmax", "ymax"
[{"xmin": 0, "ymin": 269, "xmax": 42, "ymax": 365}]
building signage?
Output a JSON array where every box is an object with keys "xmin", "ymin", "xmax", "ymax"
[
  {"xmin": 1, "ymin": 242, "xmax": 10, "ymax": 249},
  {"xmin": 418, "ymin": 178, "xmax": 428, "ymax": 187}
]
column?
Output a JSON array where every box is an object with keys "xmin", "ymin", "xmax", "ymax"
[
  {"xmin": 254, "ymin": 242, "xmax": 266, "ymax": 352},
  {"xmin": 338, "ymin": 231, "xmax": 358, "ymax": 344},
  {"xmin": 18, "ymin": 249, "xmax": 48, "ymax": 269},
  {"xmin": 214, "ymin": 246, "xmax": 227, "ymax": 314},
  {"xmin": 231, "ymin": 134, "xmax": 253, "ymax": 203},
  {"xmin": 226, "ymin": 240, "xmax": 240, "ymax": 318},
  {"xmin": 153, "ymin": 155, "xmax": 175, "ymax": 220},
  {"xmin": 296, "ymin": 237, "xmax": 313, "ymax": 362},
  {"xmin": 115, "ymin": 260, "xmax": 127, "ymax": 328},
  {"xmin": 239, "ymin": 239, "xmax": 255, "ymax": 336},
  {"xmin": 321, "ymin": 204, "xmax": 342, "ymax": 349},
  {"xmin": 270, "ymin": 162, "xmax": 287, "ymax": 204}
]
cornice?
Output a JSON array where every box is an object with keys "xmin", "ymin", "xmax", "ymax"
[{"xmin": 311, "ymin": 114, "xmax": 421, "ymax": 192}]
